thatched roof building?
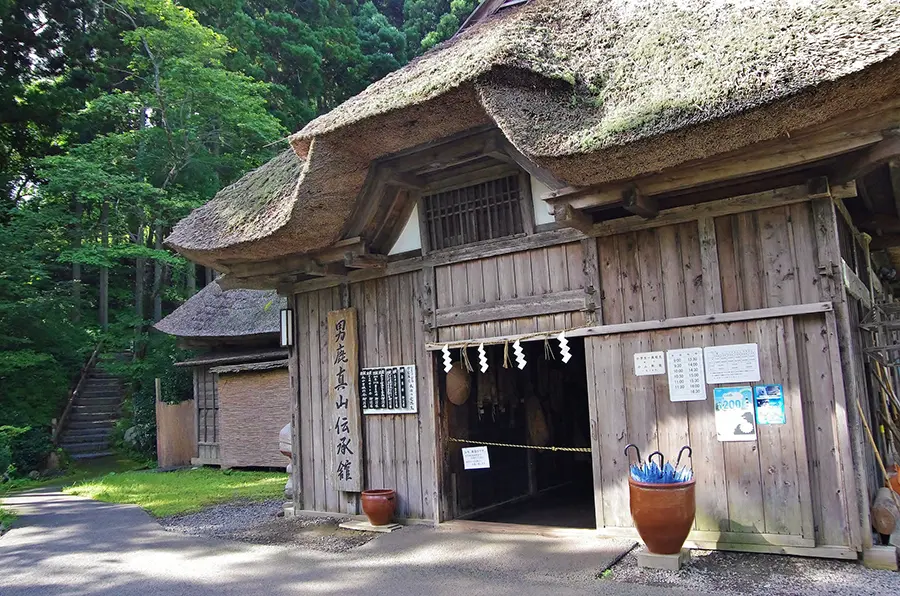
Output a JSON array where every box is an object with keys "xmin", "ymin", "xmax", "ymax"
[
  {"xmin": 167, "ymin": 0, "xmax": 900, "ymax": 269},
  {"xmin": 154, "ymin": 282, "xmax": 285, "ymax": 340}
]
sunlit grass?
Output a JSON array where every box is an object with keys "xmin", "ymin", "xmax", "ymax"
[
  {"xmin": 64, "ymin": 468, "xmax": 287, "ymax": 517},
  {"xmin": 0, "ymin": 455, "xmax": 148, "ymax": 496}
]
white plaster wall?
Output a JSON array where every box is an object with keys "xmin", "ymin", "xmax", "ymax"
[
  {"xmin": 388, "ymin": 203, "xmax": 422, "ymax": 255},
  {"xmin": 530, "ymin": 176, "xmax": 555, "ymax": 226}
]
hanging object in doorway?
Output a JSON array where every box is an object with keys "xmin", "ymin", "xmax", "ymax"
[
  {"xmin": 478, "ymin": 343, "xmax": 488, "ymax": 373},
  {"xmin": 446, "ymin": 364, "xmax": 471, "ymax": 406},
  {"xmin": 442, "ymin": 344, "xmax": 453, "ymax": 373},
  {"xmin": 557, "ymin": 331, "xmax": 571, "ymax": 363},
  {"xmin": 513, "ymin": 339, "xmax": 526, "ymax": 369}
]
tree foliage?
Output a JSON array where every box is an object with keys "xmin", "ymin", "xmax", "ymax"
[{"xmin": 0, "ymin": 0, "xmax": 476, "ymax": 470}]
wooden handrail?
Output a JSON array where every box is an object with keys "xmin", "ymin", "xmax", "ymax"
[{"xmin": 52, "ymin": 342, "xmax": 103, "ymax": 446}]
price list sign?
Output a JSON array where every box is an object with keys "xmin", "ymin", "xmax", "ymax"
[{"xmin": 666, "ymin": 347, "xmax": 706, "ymax": 402}]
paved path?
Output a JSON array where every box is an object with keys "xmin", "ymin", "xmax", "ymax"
[{"xmin": 0, "ymin": 490, "xmax": 699, "ymax": 596}]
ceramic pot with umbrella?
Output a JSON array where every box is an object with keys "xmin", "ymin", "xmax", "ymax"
[{"xmin": 626, "ymin": 444, "xmax": 696, "ymax": 555}]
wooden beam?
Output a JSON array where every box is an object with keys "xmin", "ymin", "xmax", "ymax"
[
  {"xmin": 344, "ymin": 253, "xmax": 387, "ymax": 269},
  {"xmin": 386, "ymin": 171, "xmax": 425, "ymax": 190},
  {"xmin": 833, "ymin": 134, "xmax": 900, "ymax": 184},
  {"xmin": 434, "ymin": 290, "xmax": 585, "ymax": 328},
  {"xmin": 223, "ymin": 238, "xmax": 367, "ymax": 278},
  {"xmin": 622, "ymin": 186, "xmax": 658, "ymax": 218},
  {"xmin": 543, "ymin": 131, "xmax": 881, "ymax": 211},
  {"xmin": 426, "ymin": 301, "xmax": 834, "ymax": 349},
  {"xmin": 554, "ymin": 203, "xmax": 594, "ymax": 233},
  {"xmin": 497, "ymin": 136, "xmax": 568, "ymax": 190}
]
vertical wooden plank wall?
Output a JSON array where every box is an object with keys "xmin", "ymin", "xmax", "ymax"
[
  {"xmin": 435, "ymin": 244, "xmax": 587, "ymax": 342},
  {"xmin": 295, "ymin": 271, "xmax": 435, "ymax": 520},
  {"xmin": 584, "ymin": 202, "xmax": 857, "ymax": 550}
]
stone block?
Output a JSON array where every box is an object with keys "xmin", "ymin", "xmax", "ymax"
[
  {"xmin": 339, "ymin": 520, "xmax": 403, "ymax": 533},
  {"xmin": 863, "ymin": 546, "xmax": 898, "ymax": 571},
  {"xmin": 636, "ymin": 549, "xmax": 691, "ymax": 571}
]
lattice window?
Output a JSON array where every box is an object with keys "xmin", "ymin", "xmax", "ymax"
[{"xmin": 422, "ymin": 174, "xmax": 523, "ymax": 251}]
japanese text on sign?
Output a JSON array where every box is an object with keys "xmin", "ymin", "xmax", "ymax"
[
  {"xmin": 327, "ymin": 308, "xmax": 362, "ymax": 492},
  {"xmin": 634, "ymin": 351, "xmax": 666, "ymax": 376},
  {"xmin": 666, "ymin": 348, "xmax": 706, "ymax": 402},
  {"xmin": 704, "ymin": 343, "xmax": 760, "ymax": 384}
]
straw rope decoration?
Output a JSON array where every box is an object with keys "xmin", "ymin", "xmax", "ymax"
[
  {"xmin": 503, "ymin": 340, "xmax": 512, "ymax": 369},
  {"xmin": 460, "ymin": 343, "xmax": 474, "ymax": 372},
  {"xmin": 449, "ymin": 437, "xmax": 591, "ymax": 453},
  {"xmin": 544, "ymin": 338, "xmax": 555, "ymax": 360}
]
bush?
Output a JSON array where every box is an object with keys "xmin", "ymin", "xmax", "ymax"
[{"xmin": 0, "ymin": 425, "xmax": 52, "ymax": 477}]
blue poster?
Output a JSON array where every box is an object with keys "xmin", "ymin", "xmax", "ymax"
[
  {"xmin": 713, "ymin": 386, "xmax": 756, "ymax": 441},
  {"xmin": 754, "ymin": 384, "xmax": 786, "ymax": 425}
]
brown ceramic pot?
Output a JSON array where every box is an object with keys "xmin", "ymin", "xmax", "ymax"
[
  {"xmin": 628, "ymin": 477, "xmax": 696, "ymax": 554},
  {"xmin": 361, "ymin": 489, "xmax": 396, "ymax": 526}
]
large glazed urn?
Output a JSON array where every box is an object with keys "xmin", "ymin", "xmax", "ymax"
[
  {"xmin": 361, "ymin": 489, "xmax": 397, "ymax": 526},
  {"xmin": 628, "ymin": 477, "xmax": 696, "ymax": 554}
]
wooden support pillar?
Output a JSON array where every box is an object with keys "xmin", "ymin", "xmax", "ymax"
[
  {"xmin": 581, "ymin": 238, "xmax": 602, "ymax": 324},
  {"xmin": 419, "ymin": 265, "xmax": 443, "ymax": 524},
  {"xmin": 811, "ymin": 195, "xmax": 871, "ymax": 553},
  {"xmin": 285, "ymin": 293, "xmax": 303, "ymax": 514},
  {"xmin": 698, "ymin": 217, "xmax": 724, "ymax": 314},
  {"xmin": 622, "ymin": 186, "xmax": 658, "ymax": 218}
]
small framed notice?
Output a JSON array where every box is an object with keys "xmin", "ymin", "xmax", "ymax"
[
  {"xmin": 666, "ymin": 348, "xmax": 706, "ymax": 402},
  {"xmin": 704, "ymin": 343, "xmax": 760, "ymax": 384},
  {"xmin": 461, "ymin": 446, "xmax": 490, "ymax": 470},
  {"xmin": 634, "ymin": 351, "xmax": 666, "ymax": 376}
]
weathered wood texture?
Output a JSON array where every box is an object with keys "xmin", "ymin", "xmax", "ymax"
[
  {"xmin": 585, "ymin": 314, "xmax": 851, "ymax": 548},
  {"xmin": 327, "ymin": 308, "xmax": 363, "ymax": 492},
  {"xmin": 156, "ymin": 396, "xmax": 196, "ymax": 469},
  {"xmin": 217, "ymin": 369, "xmax": 291, "ymax": 469},
  {"xmin": 193, "ymin": 366, "xmax": 219, "ymax": 464},
  {"xmin": 435, "ymin": 243, "xmax": 587, "ymax": 342},
  {"xmin": 294, "ymin": 272, "xmax": 436, "ymax": 520}
]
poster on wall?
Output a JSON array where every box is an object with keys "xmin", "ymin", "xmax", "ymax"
[
  {"xmin": 462, "ymin": 446, "xmax": 490, "ymax": 470},
  {"xmin": 634, "ymin": 351, "xmax": 666, "ymax": 376},
  {"xmin": 713, "ymin": 386, "xmax": 757, "ymax": 441},
  {"xmin": 754, "ymin": 384, "xmax": 787, "ymax": 425},
  {"xmin": 666, "ymin": 348, "xmax": 706, "ymax": 401},
  {"xmin": 704, "ymin": 343, "xmax": 760, "ymax": 384}
]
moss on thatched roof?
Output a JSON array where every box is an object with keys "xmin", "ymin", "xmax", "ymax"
[
  {"xmin": 154, "ymin": 282, "xmax": 285, "ymax": 338},
  {"xmin": 168, "ymin": 0, "xmax": 900, "ymax": 267}
]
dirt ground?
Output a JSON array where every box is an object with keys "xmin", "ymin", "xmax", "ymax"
[{"xmin": 606, "ymin": 548, "xmax": 900, "ymax": 596}]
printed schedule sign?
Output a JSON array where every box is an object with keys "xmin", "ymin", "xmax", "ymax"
[
  {"xmin": 634, "ymin": 351, "xmax": 666, "ymax": 376},
  {"xmin": 704, "ymin": 343, "xmax": 760, "ymax": 384},
  {"xmin": 666, "ymin": 348, "xmax": 706, "ymax": 402}
]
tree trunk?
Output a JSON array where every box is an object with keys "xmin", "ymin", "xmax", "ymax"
[
  {"xmin": 72, "ymin": 200, "xmax": 83, "ymax": 320},
  {"xmin": 99, "ymin": 201, "xmax": 109, "ymax": 331},
  {"xmin": 135, "ymin": 222, "xmax": 146, "ymax": 329},
  {"xmin": 152, "ymin": 222, "xmax": 163, "ymax": 321}
]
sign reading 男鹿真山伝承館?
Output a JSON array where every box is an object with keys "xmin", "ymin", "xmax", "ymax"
[{"xmin": 328, "ymin": 308, "xmax": 363, "ymax": 492}]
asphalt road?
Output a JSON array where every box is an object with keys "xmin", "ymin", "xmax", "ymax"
[{"xmin": 0, "ymin": 489, "xmax": 702, "ymax": 596}]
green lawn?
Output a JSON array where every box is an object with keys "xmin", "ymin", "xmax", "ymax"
[
  {"xmin": 0, "ymin": 505, "xmax": 16, "ymax": 528},
  {"xmin": 64, "ymin": 468, "xmax": 287, "ymax": 517},
  {"xmin": 0, "ymin": 455, "xmax": 149, "ymax": 497}
]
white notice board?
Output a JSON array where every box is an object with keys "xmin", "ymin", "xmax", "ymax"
[
  {"xmin": 704, "ymin": 343, "xmax": 760, "ymax": 384},
  {"xmin": 666, "ymin": 348, "xmax": 706, "ymax": 401},
  {"xmin": 462, "ymin": 446, "xmax": 490, "ymax": 470},
  {"xmin": 634, "ymin": 351, "xmax": 666, "ymax": 376}
]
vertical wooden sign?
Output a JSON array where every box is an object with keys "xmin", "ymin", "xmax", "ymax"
[{"xmin": 328, "ymin": 307, "xmax": 363, "ymax": 492}]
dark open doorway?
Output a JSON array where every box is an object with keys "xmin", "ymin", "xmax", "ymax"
[{"xmin": 440, "ymin": 338, "xmax": 595, "ymax": 529}]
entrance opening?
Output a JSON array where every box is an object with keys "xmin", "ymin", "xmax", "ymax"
[{"xmin": 441, "ymin": 338, "xmax": 594, "ymax": 529}]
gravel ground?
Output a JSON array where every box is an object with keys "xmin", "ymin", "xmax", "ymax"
[
  {"xmin": 160, "ymin": 500, "xmax": 376, "ymax": 552},
  {"xmin": 607, "ymin": 548, "xmax": 900, "ymax": 596}
]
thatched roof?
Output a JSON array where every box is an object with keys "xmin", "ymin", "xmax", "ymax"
[
  {"xmin": 167, "ymin": 0, "xmax": 900, "ymax": 267},
  {"xmin": 154, "ymin": 282, "xmax": 285, "ymax": 338}
]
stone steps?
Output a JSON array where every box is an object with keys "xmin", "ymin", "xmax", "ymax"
[{"xmin": 59, "ymin": 355, "xmax": 129, "ymax": 460}]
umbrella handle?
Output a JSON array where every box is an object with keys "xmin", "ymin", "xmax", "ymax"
[
  {"xmin": 648, "ymin": 451, "xmax": 664, "ymax": 468},
  {"xmin": 624, "ymin": 443, "xmax": 642, "ymax": 466},
  {"xmin": 676, "ymin": 445, "xmax": 693, "ymax": 470}
]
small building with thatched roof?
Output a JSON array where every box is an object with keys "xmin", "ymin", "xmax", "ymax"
[
  {"xmin": 167, "ymin": 0, "xmax": 900, "ymax": 564},
  {"xmin": 155, "ymin": 282, "xmax": 290, "ymax": 469}
]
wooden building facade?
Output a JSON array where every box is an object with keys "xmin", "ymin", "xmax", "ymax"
[{"xmin": 166, "ymin": 0, "xmax": 900, "ymax": 561}]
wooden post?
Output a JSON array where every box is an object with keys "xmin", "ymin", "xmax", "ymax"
[
  {"xmin": 420, "ymin": 265, "xmax": 444, "ymax": 524},
  {"xmin": 581, "ymin": 238, "xmax": 602, "ymax": 323},
  {"xmin": 811, "ymin": 196, "xmax": 870, "ymax": 552},
  {"xmin": 285, "ymin": 294, "xmax": 303, "ymax": 513}
]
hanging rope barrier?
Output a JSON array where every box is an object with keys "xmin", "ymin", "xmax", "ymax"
[{"xmin": 449, "ymin": 437, "xmax": 592, "ymax": 453}]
